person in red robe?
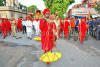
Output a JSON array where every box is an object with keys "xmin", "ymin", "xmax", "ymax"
[
  {"xmin": 40, "ymin": 9, "xmax": 57, "ymax": 54},
  {"xmin": 17, "ymin": 18, "xmax": 22, "ymax": 32},
  {"xmin": 1, "ymin": 18, "xmax": 7, "ymax": 39},
  {"xmin": 48, "ymin": 14, "xmax": 57, "ymax": 51},
  {"xmin": 63, "ymin": 18, "xmax": 70, "ymax": 38},
  {"xmin": 6, "ymin": 19, "xmax": 11, "ymax": 35},
  {"xmin": 69, "ymin": 17, "xmax": 76, "ymax": 40},
  {"xmin": 79, "ymin": 17, "xmax": 87, "ymax": 44},
  {"xmin": 0, "ymin": 21, "xmax": 2, "ymax": 33},
  {"xmin": 58, "ymin": 18, "xmax": 63, "ymax": 37},
  {"xmin": 40, "ymin": 9, "xmax": 50, "ymax": 53}
]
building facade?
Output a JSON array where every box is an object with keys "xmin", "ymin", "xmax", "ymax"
[
  {"xmin": 71, "ymin": 8, "xmax": 97, "ymax": 18},
  {"xmin": 88, "ymin": 0, "xmax": 100, "ymax": 3},
  {"xmin": 0, "ymin": 0, "xmax": 27, "ymax": 19},
  {"xmin": 67, "ymin": 0, "xmax": 99, "ymax": 18}
]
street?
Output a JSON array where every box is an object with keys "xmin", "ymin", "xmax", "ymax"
[
  {"xmin": 0, "ymin": 32, "xmax": 100, "ymax": 67},
  {"xmin": 0, "ymin": 0, "xmax": 100, "ymax": 67}
]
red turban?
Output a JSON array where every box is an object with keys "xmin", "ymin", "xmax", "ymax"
[
  {"xmin": 65, "ymin": 18, "xmax": 68, "ymax": 20},
  {"xmin": 82, "ymin": 17, "xmax": 86, "ymax": 19},
  {"xmin": 27, "ymin": 16, "xmax": 31, "ymax": 19},
  {"xmin": 43, "ymin": 9, "xmax": 50, "ymax": 15},
  {"xmin": 59, "ymin": 18, "xmax": 62, "ymax": 20},
  {"xmin": 1, "ymin": 18, "xmax": 6, "ymax": 20}
]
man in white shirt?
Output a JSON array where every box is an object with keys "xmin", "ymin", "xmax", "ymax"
[
  {"xmin": 33, "ymin": 19, "xmax": 40, "ymax": 36},
  {"xmin": 25, "ymin": 18, "xmax": 33, "ymax": 40},
  {"xmin": 33, "ymin": 10, "xmax": 41, "ymax": 36}
]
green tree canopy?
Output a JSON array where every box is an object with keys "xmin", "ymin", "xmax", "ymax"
[
  {"xmin": 0, "ymin": 0, "xmax": 5, "ymax": 6},
  {"xmin": 28, "ymin": 5, "xmax": 38, "ymax": 16},
  {"xmin": 43, "ymin": 0, "xmax": 75, "ymax": 19},
  {"xmin": 95, "ymin": 4, "xmax": 100, "ymax": 13}
]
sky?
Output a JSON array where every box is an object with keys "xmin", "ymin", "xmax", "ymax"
[
  {"xmin": 18, "ymin": 0, "xmax": 46, "ymax": 11},
  {"xmin": 67, "ymin": 0, "xmax": 82, "ymax": 11},
  {"xmin": 18, "ymin": 0, "xmax": 82, "ymax": 11}
]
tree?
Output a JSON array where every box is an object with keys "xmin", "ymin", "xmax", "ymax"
[
  {"xmin": 28, "ymin": 5, "xmax": 38, "ymax": 16},
  {"xmin": 43, "ymin": 0, "xmax": 75, "ymax": 19},
  {"xmin": 95, "ymin": 4, "xmax": 100, "ymax": 13},
  {"xmin": 0, "ymin": 0, "xmax": 5, "ymax": 6}
]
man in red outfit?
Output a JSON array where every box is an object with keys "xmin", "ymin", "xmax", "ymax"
[
  {"xmin": 17, "ymin": 18, "xmax": 22, "ymax": 32},
  {"xmin": 6, "ymin": 19, "xmax": 11, "ymax": 35},
  {"xmin": 0, "ymin": 19, "xmax": 2, "ymax": 33},
  {"xmin": 40, "ymin": 9, "xmax": 57, "ymax": 53},
  {"xmin": 79, "ymin": 17, "xmax": 87, "ymax": 44},
  {"xmin": 49, "ymin": 14, "xmax": 57, "ymax": 50},
  {"xmin": 63, "ymin": 18, "xmax": 70, "ymax": 38},
  {"xmin": 58, "ymin": 18, "xmax": 63, "ymax": 37},
  {"xmin": 69, "ymin": 17, "xmax": 76, "ymax": 40},
  {"xmin": 40, "ymin": 9, "xmax": 50, "ymax": 53},
  {"xmin": 1, "ymin": 18, "xmax": 7, "ymax": 39}
]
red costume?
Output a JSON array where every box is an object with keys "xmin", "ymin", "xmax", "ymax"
[
  {"xmin": 1, "ymin": 18, "xmax": 7, "ymax": 39},
  {"xmin": 48, "ymin": 22, "xmax": 57, "ymax": 52},
  {"xmin": 40, "ymin": 9, "xmax": 57, "ymax": 53},
  {"xmin": 6, "ymin": 19, "xmax": 11, "ymax": 35},
  {"xmin": 40, "ymin": 19, "xmax": 57, "ymax": 53},
  {"xmin": 58, "ymin": 18, "xmax": 63, "ymax": 37},
  {"xmin": 63, "ymin": 18, "xmax": 69, "ymax": 38},
  {"xmin": 79, "ymin": 17, "xmax": 87, "ymax": 44},
  {"xmin": 0, "ymin": 23, "xmax": 2, "ymax": 33},
  {"xmin": 40, "ymin": 19, "xmax": 48, "ymax": 52},
  {"xmin": 17, "ymin": 18, "xmax": 22, "ymax": 32},
  {"xmin": 70, "ymin": 19, "xmax": 75, "ymax": 28}
]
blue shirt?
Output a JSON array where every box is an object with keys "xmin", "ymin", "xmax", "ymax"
[
  {"xmin": 75, "ymin": 20, "xmax": 79, "ymax": 26},
  {"xmin": 22, "ymin": 21, "xmax": 26, "ymax": 26}
]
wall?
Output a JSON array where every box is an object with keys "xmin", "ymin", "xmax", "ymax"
[{"xmin": 0, "ymin": 6, "xmax": 27, "ymax": 19}]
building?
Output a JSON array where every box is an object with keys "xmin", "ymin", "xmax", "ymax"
[
  {"xmin": 68, "ymin": 7, "xmax": 98, "ymax": 18},
  {"xmin": 83, "ymin": 0, "xmax": 100, "ymax": 3},
  {"xmin": 0, "ymin": 0, "xmax": 27, "ymax": 19},
  {"xmin": 71, "ymin": 8, "xmax": 97, "ymax": 18},
  {"xmin": 88, "ymin": 0, "xmax": 100, "ymax": 3},
  {"xmin": 67, "ymin": 0, "xmax": 99, "ymax": 19}
]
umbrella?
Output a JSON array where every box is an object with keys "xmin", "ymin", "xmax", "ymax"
[{"xmin": 72, "ymin": 15, "xmax": 84, "ymax": 18}]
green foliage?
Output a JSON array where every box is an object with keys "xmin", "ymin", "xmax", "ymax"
[
  {"xmin": 95, "ymin": 4, "xmax": 100, "ymax": 13},
  {"xmin": 0, "ymin": 0, "xmax": 5, "ymax": 6},
  {"xmin": 28, "ymin": 5, "xmax": 38, "ymax": 16},
  {"xmin": 43, "ymin": 0, "xmax": 75, "ymax": 18}
]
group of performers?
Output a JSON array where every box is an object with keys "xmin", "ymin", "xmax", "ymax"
[
  {"xmin": 0, "ymin": 8, "xmax": 98, "ymax": 64},
  {"xmin": 0, "ymin": 8, "xmax": 89, "ymax": 52},
  {"xmin": 0, "ymin": 10, "xmax": 42, "ymax": 40}
]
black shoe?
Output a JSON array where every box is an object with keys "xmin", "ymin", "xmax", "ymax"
[
  {"xmin": 28, "ymin": 37, "xmax": 30, "ymax": 39},
  {"xmin": 30, "ymin": 38, "xmax": 32, "ymax": 40}
]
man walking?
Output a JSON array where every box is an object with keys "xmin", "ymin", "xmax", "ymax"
[
  {"xmin": 79, "ymin": 17, "xmax": 87, "ymax": 44},
  {"xmin": 63, "ymin": 18, "xmax": 70, "ymax": 38},
  {"xmin": 11, "ymin": 18, "xmax": 16, "ymax": 37},
  {"xmin": 22, "ymin": 19, "xmax": 26, "ymax": 34},
  {"xmin": 1, "ymin": 18, "xmax": 7, "ymax": 39},
  {"xmin": 25, "ymin": 16, "xmax": 33, "ymax": 40}
]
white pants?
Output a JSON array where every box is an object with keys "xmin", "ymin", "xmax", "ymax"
[
  {"xmin": 34, "ymin": 25, "xmax": 40, "ymax": 36},
  {"xmin": 27, "ymin": 32, "xmax": 32, "ymax": 38},
  {"xmin": 35, "ymin": 27, "xmax": 40, "ymax": 36}
]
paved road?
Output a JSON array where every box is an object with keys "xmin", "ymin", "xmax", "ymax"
[{"xmin": 0, "ymin": 32, "xmax": 100, "ymax": 67}]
